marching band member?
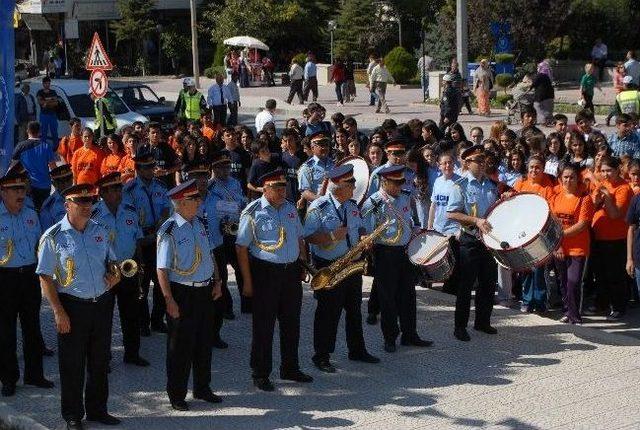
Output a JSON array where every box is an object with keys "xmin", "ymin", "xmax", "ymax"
[
  {"xmin": 304, "ymin": 165, "xmax": 379, "ymax": 373},
  {"xmin": 0, "ymin": 167, "xmax": 54, "ymax": 397},
  {"xmin": 40, "ymin": 164, "xmax": 73, "ymax": 230},
  {"xmin": 93, "ymin": 172, "xmax": 148, "ymax": 366},
  {"xmin": 298, "ymin": 131, "xmax": 335, "ymax": 204},
  {"xmin": 361, "ymin": 165, "xmax": 432, "ymax": 352},
  {"xmin": 37, "ymin": 184, "xmax": 121, "ymax": 429},
  {"xmin": 446, "ymin": 145, "xmax": 499, "ymax": 342},
  {"xmin": 156, "ymin": 179, "xmax": 223, "ymax": 411},
  {"xmin": 236, "ymin": 169, "xmax": 313, "ymax": 391},
  {"xmin": 123, "ymin": 153, "xmax": 171, "ymax": 336}
]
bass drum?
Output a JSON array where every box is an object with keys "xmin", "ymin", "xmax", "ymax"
[
  {"xmin": 406, "ymin": 230, "xmax": 455, "ymax": 282},
  {"xmin": 336, "ymin": 156, "xmax": 370, "ymax": 206},
  {"xmin": 481, "ymin": 193, "xmax": 562, "ymax": 272}
]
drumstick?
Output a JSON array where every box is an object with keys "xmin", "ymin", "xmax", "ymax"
[
  {"xmin": 485, "ymin": 231, "xmax": 510, "ymax": 250},
  {"xmin": 417, "ymin": 238, "xmax": 450, "ymax": 265}
]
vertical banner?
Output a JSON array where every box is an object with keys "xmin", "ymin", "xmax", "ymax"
[{"xmin": 0, "ymin": 1, "xmax": 15, "ymax": 175}]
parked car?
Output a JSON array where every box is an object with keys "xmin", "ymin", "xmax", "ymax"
[
  {"xmin": 15, "ymin": 79, "xmax": 148, "ymax": 137},
  {"xmin": 110, "ymin": 81, "xmax": 175, "ymax": 130}
]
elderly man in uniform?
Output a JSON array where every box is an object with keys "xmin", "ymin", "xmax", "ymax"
[
  {"xmin": 304, "ymin": 164, "xmax": 379, "ymax": 373},
  {"xmin": 361, "ymin": 165, "xmax": 432, "ymax": 353},
  {"xmin": 123, "ymin": 153, "xmax": 171, "ymax": 336},
  {"xmin": 37, "ymin": 183, "xmax": 121, "ymax": 429},
  {"xmin": 40, "ymin": 164, "xmax": 73, "ymax": 230},
  {"xmin": 236, "ymin": 169, "xmax": 313, "ymax": 391},
  {"xmin": 446, "ymin": 145, "xmax": 499, "ymax": 342},
  {"xmin": 92, "ymin": 172, "xmax": 149, "ymax": 367},
  {"xmin": 0, "ymin": 166, "xmax": 54, "ymax": 397},
  {"xmin": 156, "ymin": 179, "xmax": 223, "ymax": 411},
  {"xmin": 298, "ymin": 131, "xmax": 335, "ymax": 205}
]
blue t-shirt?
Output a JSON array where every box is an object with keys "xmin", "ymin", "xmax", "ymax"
[
  {"xmin": 431, "ymin": 174, "xmax": 461, "ymax": 235},
  {"xmin": 12, "ymin": 138, "xmax": 56, "ymax": 189},
  {"xmin": 626, "ymin": 194, "xmax": 640, "ymax": 265}
]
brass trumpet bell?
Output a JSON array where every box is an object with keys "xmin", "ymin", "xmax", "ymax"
[{"xmin": 120, "ymin": 259, "xmax": 139, "ymax": 277}]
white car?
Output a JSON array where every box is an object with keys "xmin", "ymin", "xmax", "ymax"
[{"xmin": 15, "ymin": 79, "xmax": 148, "ymax": 137}]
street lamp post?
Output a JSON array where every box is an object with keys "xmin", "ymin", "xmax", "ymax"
[
  {"xmin": 189, "ymin": 0, "xmax": 200, "ymax": 88},
  {"xmin": 456, "ymin": 0, "xmax": 468, "ymax": 82},
  {"xmin": 397, "ymin": 18, "xmax": 401, "ymax": 47},
  {"xmin": 328, "ymin": 20, "xmax": 336, "ymax": 65}
]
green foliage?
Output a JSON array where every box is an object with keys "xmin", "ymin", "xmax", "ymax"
[
  {"xmin": 495, "ymin": 53, "xmax": 514, "ymax": 64},
  {"xmin": 334, "ymin": 0, "xmax": 386, "ymax": 62},
  {"xmin": 384, "ymin": 46, "xmax": 417, "ymax": 85},
  {"xmin": 292, "ymin": 53, "xmax": 306, "ymax": 66},
  {"xmin": 111, "ymin": 0, "xmax": 156, "ymax": 46},
  {"xmin": 494, "ymin": 93, "xmax": 513, "ymax": 106},
  {"xmin": 514, "ymin": 62, "xmax": 537, "ymax": 82},
  {"xmin": 494, "ymin": 73, "xmax": 514, "ymax": 88},
  {"xmin": 213, "ymin": 43, "xmax": 226, "ymax": 67},
  {"xmin": 160, "ymin": 25, "xmax": 191, "ymax": 74},
  {"xmin": 204, "ymin": 65, "xmax": 226, "ymax": 79}
]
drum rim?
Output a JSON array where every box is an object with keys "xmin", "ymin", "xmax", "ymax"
[
  {"xmin": 481, "ymin": 192, "xmax": 555, "ymax": 252},
  {"xmin": 407, "ymin": 229, "xmax": 450, "ymax": 268},
  {"xmin": 337, "ymin": 155, "xmax": 370, "ymax": 205}
]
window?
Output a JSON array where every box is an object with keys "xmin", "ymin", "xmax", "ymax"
[{"xmin": 67, "ymin": 91, "xmax": 129, "ymax": 118}]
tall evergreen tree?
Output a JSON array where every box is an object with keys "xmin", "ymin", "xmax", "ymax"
[{"xmin": 111, "ymin": 0, "xmax": 157, "ymax": 72}]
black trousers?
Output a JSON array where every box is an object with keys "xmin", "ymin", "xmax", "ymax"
[
  {"xmin": 111, "ymin": 276, "xmax": 141, "ymax": 360},
  {"xmin": 287, "ymin": 79, "xmax": 304, "ymax": 104},
  {"xmin": 58, "ymin": 293, "xmax": 114, "ymax": 422},
  {"xmin": 303, "ymin": 77, "xmax": 318, "ymax": 102},
  {"xmin": 373, "ymin": 245, "xmax": 418, "ymax": 343},
  {"xmin": 220, "ymin": 234, "xmax": 251, "ymax": 313},
  {"xmin": 211, "ymin": 246, "xmax": 226, "ymax": 341},
  {"xmin": 312, "ymin": 257, "xmax": 366, "ymax": 361},
  {"xmin": 227, "ymin": 102, "xmax": 238, "ymax": 126},
  {"xmin": 0, "ymin": 266, "xmax": 44, "ymax": 386},
  {"xmin": 592, "ymin": 239, "xmax": 628, "ymax": 313},
  {"xmin": 166, "ymin": 282, "xmax": 215, "ymax": 402},
  {"xmin": 139, "ymin": 241, "xmax": 165, "ymax": 329},
  {"xmin": 249, "ymin": 258, "xmax": 302, "ymax": 379},
  {"xmin": 455, "ymin": 234, "xmax": 497, "ymax": 329},
  {"xmin": 212, "ymin": 105, "xmax": 227, "ymax": 126}
]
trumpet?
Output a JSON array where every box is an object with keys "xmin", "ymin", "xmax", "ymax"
[
  {"xmin": 108, "ymin": 259, "xmax": 139, "ymax": 278},
  {"xmin": 221, "ymin": 220, "xmax": 239, "ymax": 236}
]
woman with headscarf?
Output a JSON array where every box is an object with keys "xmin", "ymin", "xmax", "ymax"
[{"xmin": 473, "ymin": 59, "xmax": 494, "ymax": 116}]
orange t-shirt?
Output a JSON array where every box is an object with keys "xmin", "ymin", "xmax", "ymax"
[
  {"xmin": 118, "ymin": 154, "xmax": 136, "ymax": 183},
  {"xmin": 551, "ymin": 191, "xmax": 594, "ymax": 256},
  {"xmin": 591, "ymin": 178, "xmax": 633, "ymax": 241},
  {"xmin": 202, "ymin": 124, "xmax": 221, "ymax": 141},
  {"xmin": 71, "ymin": 145, "xmax": 105, "ymax": 185},
  {"xmin": 101, "ymin": 152, "xmax": 124, "ymax": 176},
  {"xmin": 513, "ymin": 173, "xmax": 556, "ymax": 200},
  {"xmin": 58, "ymin": 135, "xmax": 83, "ymax": 164}
]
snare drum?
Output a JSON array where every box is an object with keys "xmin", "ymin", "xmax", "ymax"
[
  {"xmin": 481, "ymin": 193, "xmax": 562, "ymax": 271},
  {"xmin": 407, "ymin": 230, "xmax": 455, "ymax": 282}
]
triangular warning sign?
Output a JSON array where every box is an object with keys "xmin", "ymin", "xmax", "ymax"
[{"xmin": 86, "ymin": 32, "xmax": 113, "ymax": 71}]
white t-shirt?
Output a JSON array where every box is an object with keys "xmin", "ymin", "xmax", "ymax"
[
  {"xmin": 625, "ymin": 59, "xmax": 640, "ymax": 85},
  {"xmin": 255, "ymin": 109, "xmax": 274, "ymax": 133}
]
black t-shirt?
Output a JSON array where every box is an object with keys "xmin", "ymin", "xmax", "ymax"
[
  {"xmin": 282, "ymin": 151, "xmax": 303, "ymax": 202},
  {"xmin": 36, "ymin": 89, "xmax": 58, "ymax": 115},
  {"xmin": 221, "ymin": 147, "xmax": 251, "ymax": 190},
  {"xmin": 532, "ymin": 73, "xmax": 554, "ymax": 102},
  {"xmin": 248, "ymin": 156, "xmax": 282, "ymax": 187},
  {"xmin": 139, "ymin": 142, "xmax": 178, "ymax": 187}
]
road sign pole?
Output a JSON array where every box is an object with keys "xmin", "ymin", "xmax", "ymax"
[{"xmin": 99, "ymin": 98, "xmax": 105, "ymax": 138}]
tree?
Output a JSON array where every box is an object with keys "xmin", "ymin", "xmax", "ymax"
[
  {"xmin": 110, "ymin": 0, "xmax": 157, "ymax": 74},
  {"xmin": 334, "ymin": 0, "xmax": 392, "ymax": 62},
  {"xmin": 160, "ymin": 25, "xmax": 191, "ymax": 75}
]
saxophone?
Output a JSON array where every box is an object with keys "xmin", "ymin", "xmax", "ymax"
[{"xmin": 302, "ymin": 219, "xmax": 391, "ymax": 291}]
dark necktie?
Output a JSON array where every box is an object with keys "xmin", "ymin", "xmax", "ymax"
[{"xmin": 219, "ymin": 85, "xmax": 224, "ymax": 105}]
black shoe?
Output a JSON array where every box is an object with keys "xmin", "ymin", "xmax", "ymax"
[
  {"xmin": 348, "ymin": 351, "xmax": 380, "ymax": 363},
  {"xmin": 170, "ymin": 400, "xmax": 189, "ymax": 411},
  {"xmin": 281, "ymin": 369, "xmax": 313, "ymax": 383},
  {"xmin": 222, "ymin": 310, "xmax": 236, "ymax": 320},
  {"xmin": 474, "ymin": 325, "xmax": 498, "ymax": 335},
  {"xmin": 384, "ymin": 341, "xmax": 396, "ymax": 353},
  {"xmin": 454, "ymin": 327, "xmax": 471, "ymax": 341},
  {"xmin": 253, "ymin": 377, "xmax": 275, "ymax": 391},
  {"xmin": 123, "ymin": 356, "xmax": 150, "ymax": 367},
  {"xmin": 366, "ymin": 313, "xmax": 377, "ymax": 325},
  {"xmin": 140, "ymin": 326, "xmax": 151, "ymax": 337},
  {"xmin": 212, "ymin": 338, "xmax": 229, "ymax": 349},
  {"xmin": 1, "ymin": 384, "xmax": 16, "ymax": 397},
  {"xmin": 24, "ymin": 378, "xmax": 54, "ymax": 388},
  {"xmin": 151, "ymin": 322, "xmax": 168, "ymax": 333},
  {"xmin": 86, "ymin": 413, "xmax": 121, "ymax": 425},
  {"xmin": 42, "ymin": 346, "xmax": 55, "ymax": 357},
  {"xmin": 66, "ymin": 419, "xmax": 84, "ymax": 430},
  {"xmin": 312, "ymin": 359, "xmax": 336, "ymax": 373},
  {"xmin": 193, "ymin": 390, "xmax": 223, "ymax": 403},
  {"xmin": 400, "ymin": 336, "xmax": 434, "ymax": 347}
]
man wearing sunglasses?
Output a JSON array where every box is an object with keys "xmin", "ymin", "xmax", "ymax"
[
  {"xmin": 122, "ymin": 153, "xmax": 172, "ymax": 336},
  {"xmin": 298, "ymin": 131, "xmax": 335, "ymax": 206},
  {"xmin": 37, "ymin": 183, "xmax": 122, "ymax": 429},
  {"xmin": 368, "ymin": 138, "xmax": 416, "ymax": 197},
  {"xmin": 446, "ymin": 145, "xmax": 499, "ymax": 342},
  {"xmin": 92, "ymin": 172, "xmax": 148, "ymax": 368}
]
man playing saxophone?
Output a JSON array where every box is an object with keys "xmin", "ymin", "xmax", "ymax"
[{"xmin": 303, "ymin": 164, "xmax": 379, "ymax": 373}]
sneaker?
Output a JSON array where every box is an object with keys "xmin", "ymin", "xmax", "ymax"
[
  {"xmin": 559, "ymin": 316, "xmax": 570, "ymax": 323},
  {"xmin": 520, "ymin": 305, "xmax": 531, "ymax": 313}
]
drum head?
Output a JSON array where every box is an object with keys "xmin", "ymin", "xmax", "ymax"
[
  {"xmin": 338, "ymin": 156, "xmax": 369, "ymax": 205},
  {"xmin": 483, "ymin": 194, "xmax": 549, "ymax": 250},
  {"xmin": 407, "ymin": 230, "xmax": 448, "ymax": 266}
]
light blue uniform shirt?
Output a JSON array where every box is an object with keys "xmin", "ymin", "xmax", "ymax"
[
  {"xmin": 0, "ymin": 202, "xmax": 41, "ymax": 267},
  {"xmin": 199, "ymin": 195, "xmax": 223, "ymax": 250},
  {"xmin": 91, "ymin": 200, "xmax": 143, "ymax": 260},
  {"xmin": 157, "ymin": 212, "xmax": 215, "ymax": 284},
  {"xmin": 37, "ymin": 216, "xmax": 116, "ymax": 299},
  {"xmin": 236, "ymin": 196, "xmax": 303, "ymax": 264},
  {"xmin": 498, "ymin": 170, "xmax": 522, "ymax": 187},
  {"xmin": 430, "ymin": 174, "xmax": 462, "ymax": 236},
  {"xmin": 304, "ymin": 61, "xmax": 317, "ymax": 79},
  {"xmin": 361, "ymin": 190, "xmax": 413, "ymax": 247},
  {"xmin": 368, "ymin": 162, "xmax": 416, "ymax": 197},
  {"xmin": 303, "ymin": 193, "xmax": 363, "ymax": 261},
  {"xmin": 207, "ymin": 176, "xmax": 246, "ymax": 223},
  {"xmin": 123, "ymin": 177, "xmax": 171, "ymax": 230},
  {"xmin": 39, "ymin": 191, "xmax": 66, "ymax": 230},
  {"xmin": 298, "ymin": 156, "xmax": 335, "ymax": 194},
  {"xmin": 446, "ymin": 172, "xmax": 499, "ymax": 219}
]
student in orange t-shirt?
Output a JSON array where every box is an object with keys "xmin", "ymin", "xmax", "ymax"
[
  {"xmin": 590, "ymin": 155, "xmax": 633, "ymax": 319},
  {"xmin": 200, "ymin": 111, "xmax": 221, "ymax": 142},
  {"xmin": 100, "ymin": 133, "xmax": 125, "ymax": 176},
  {"xmin": 71, "ymin": 127, "xmax": 105, "ymax": 185},
  {"xmin": 57, "ymin": 117, "xmax": 83, "ymax": 164},
  {"xmin": 512, "ymin": 155, "xmax": 556, "ymax": 313},
  {"xmin": 551, "ymin": 162, "xmax": 594, "ymax": 324},
  {"xmin": 118, "ymin": 133, "xmax": 137, "ymax": 183}
]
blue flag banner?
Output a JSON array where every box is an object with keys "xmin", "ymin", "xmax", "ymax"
[{"xmin": 0, "ymin": 1, "xmax": 15, "ymax": 175}]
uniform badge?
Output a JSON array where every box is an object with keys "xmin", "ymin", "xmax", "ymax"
[
  {"xmin": 26, "ymin": 219, "xmax": 35, "ymax": 226},
  {"xmin": 126, "ymin": 219, "xmax": 133, "ymax": 225},
  {"xmin": 95, "ymin": 235, "xmax": 103, "ymax": 242}
]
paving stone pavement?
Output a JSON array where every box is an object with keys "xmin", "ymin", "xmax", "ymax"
[{"xmin": 3, "ymin": 271, "xmax": 640, "ymax": 430}]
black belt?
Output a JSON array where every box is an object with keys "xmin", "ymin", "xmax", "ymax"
[
  {"xmin": 251, "ymin": 257, "xmax": 299, "ymax": 270},
  {"xmin": 59, "ymin": 291, "xmax": 112, "ymax": 304},
  {"xmin": 173, "ymin": 279, "xmax": 211, "ymax": 288},
  {"xmin": 0, "ymin": 264, "xmax": 36, "ymax": 274}
]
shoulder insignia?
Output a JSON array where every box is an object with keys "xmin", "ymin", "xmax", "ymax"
[
  {"xmin": 90, "ymin": 208, "xmax": 100, "ymax": 219},
  {"xmin": 317, "ymin": 199, "xmax": 329, "ymax": 210},
  {"xmin": 453, "ymin": 177, "xmax": 468, "ymax": 188},
  {"xmin": 123, "ymin": 203, "xmax": 137, "ymax": 213},
  {"xmin": 349, "ymin": 198, "xmax": 357, "ymax": 205},
  {"xmin": 44, "ymin": 223, "xmax": 62, "ymax": 240},
  {"xmin": 41, "ymin": 195, "xmax": 54, "ymax": 208},
  {"xmin": 400, "ymin": 189, "xmax": 411, "ymax": 196},
  {"xmin": 123, "ymin": 181, "xmax": 136, "ymax": 192},
  {"xmin": 158, "ymin": 220, "xmax": 176, "ymax": 237},
  {"xmin": 241, "ymin": 199, "xmax": 261, "ymax": 217}
]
